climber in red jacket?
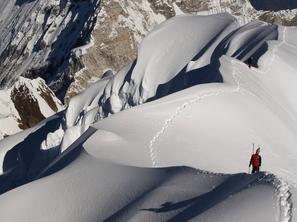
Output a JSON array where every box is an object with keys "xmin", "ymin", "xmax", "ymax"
[{"xmin": 249, "ymin": 147, "xmax": 262, "ymax": 173}]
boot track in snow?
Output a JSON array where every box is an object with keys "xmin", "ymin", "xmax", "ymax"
[{"xmin": 147, "ymin": 27, "xmax": 294, "ymax": 222}]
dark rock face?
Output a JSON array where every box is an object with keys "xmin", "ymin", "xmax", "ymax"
[
  {"xmin": 249, "ymin": 0, "xmax": 297, "ymax": 11},
  {"xmin": 259, "ymin": 12, "xmax": 297, "ymax": 26},
  {"xmin": 9, "ymin": 77, "xmax": 61, "ymax": 130},
  {"xmin": 148, "ymin": 0, "xmax": 175, "ymax": 19},
  {"xmin": 11, "ymin": 85, "xmax": 45, "ymax": 129},
  {"xmin": 38, "ymin": 85, "xmax": 59, "ymax": 113},
  {"xmin": 176, "ymin": 0, "xmax": 210, "ymax": 13}
]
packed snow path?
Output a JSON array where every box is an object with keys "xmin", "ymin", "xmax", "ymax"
[
  {"xmin": 149, "ymin": 66, "xmax": 242, "ymax": 168},
  {"xmin": 148, "ymin": 26, "xmax": 294, "ymax": 222},
  {"xmin": 0, "ymin": 152, "xmax": 282, "ymax": 222},
  {"xmin": 147, "ymin": 67, "xmax": 294, "ymax": 222}
]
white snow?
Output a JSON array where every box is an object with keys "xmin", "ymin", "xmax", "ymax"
[
  {"xmin": 0, "ymin": 151, "xmax": 280, "ymax": 222},
  {"xmin": 97, "ymin": 14, "xmax": 239, "ymax": 115},
  {"xmin": 41, "ymin": 127, "xmax": 64, "ymax": 150},
  {"xmin": 172, "ymin": 3, "xmax": 184, "ymax": 16},
  {"xmin": 0, "ymin": 89, "xmax": 21, "ymax": 138},
  {"xmin": 1, "ymin": 13, "xmax": 297, "ymax": 221}
]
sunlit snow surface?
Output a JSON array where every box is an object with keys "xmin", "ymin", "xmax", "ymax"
[{"xmin": 1, "ymin": 14, "xmax": 297, "ymax": 221}]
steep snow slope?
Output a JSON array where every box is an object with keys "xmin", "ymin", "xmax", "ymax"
[{"xmin": 83, "ymin": 54, "xmax": 297, "ymax": 182}]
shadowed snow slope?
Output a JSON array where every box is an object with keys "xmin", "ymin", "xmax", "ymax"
[{"xmin": 0, "ymin": 150, "xmax": 279, "ymax": 222}]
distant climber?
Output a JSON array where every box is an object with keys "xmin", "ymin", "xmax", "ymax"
[
  {"xmin": 249, "ymin": 147, "xmax": 262, "ymax": 173},
  {"xmin": 247, "ymin": 57, "xmax": 253, "ymax": 69}
]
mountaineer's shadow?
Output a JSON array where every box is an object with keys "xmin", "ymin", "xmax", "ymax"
[{"xmin": 142, "ymin": 172, "xmax": 264, "ymax": 222}]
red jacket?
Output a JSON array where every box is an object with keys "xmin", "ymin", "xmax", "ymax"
[{"xmin": 249, "ymin": 154, "xmax": 262, "ymax": 168}]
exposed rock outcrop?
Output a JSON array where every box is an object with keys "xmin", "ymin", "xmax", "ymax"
[
  {"xmin": 1, "ymin": 0, "xmax": 297, "ymax": 137},
  {"xmin": 0, "ymin": 77, "xmax": 63, "ymax": 138},
  {"xmin": 65, "ymin": 0, "xmax": 297, "ymax": 102}
]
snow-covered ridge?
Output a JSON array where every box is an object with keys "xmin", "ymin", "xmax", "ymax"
[
  {"xmin": 63, "ymin": 0, "xmax": 297, "ymax": 102},
  {"xmin": 1, "ymin": 12, "xmax": 297, "ymax": 221},
  {"xmin": 0, "ymin": 12, "xmax": 296, "ymax": 179},
  {"xmin": 0, "ymin": 155, "xmax": 286, "ymax": 222}
]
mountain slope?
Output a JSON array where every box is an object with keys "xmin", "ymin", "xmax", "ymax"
[
  {"xmin": 0, "ymin": 0, "xmax": 100, "ymax": 90},
  {"xmin": 1, "ymin": 0, "xmax": 297, "ymax": 137},
  {"xmin": 1, "ymin": 13, "xmax": 297, "ymax": 221}
]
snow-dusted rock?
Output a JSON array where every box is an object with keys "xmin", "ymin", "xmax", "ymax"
[
  {"xmin": 0, "ymin": 0, "xmax": 100, "ymax": 89},
  {"xmin": 0, "ymin": 77, "xmax": 63, "ymax": 138}
]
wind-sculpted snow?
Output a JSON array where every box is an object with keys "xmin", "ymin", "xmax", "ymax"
[
  {"xmin": 0, "ymin": 150, "xmax": 282, "ymax": 222},
  {"xmin": 1, "ymin": 13, "xmax": 297, "ymax": 221},
  {"xmin": 0, "ymin": 13, "xmax": 290, "ymax": 180}
]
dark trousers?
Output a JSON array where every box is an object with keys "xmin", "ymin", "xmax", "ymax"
[{"xmin": 252, "ymin": 167, "xmax": 260, "ymax": 173}]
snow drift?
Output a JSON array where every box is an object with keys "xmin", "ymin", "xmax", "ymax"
[
  {"xmin": 1, "ymin": 13, "xmax": 297, "ymax": 221},
  {"xmin": 0, "ymin": 150, "xmax": 283, "ymax": 222}
]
